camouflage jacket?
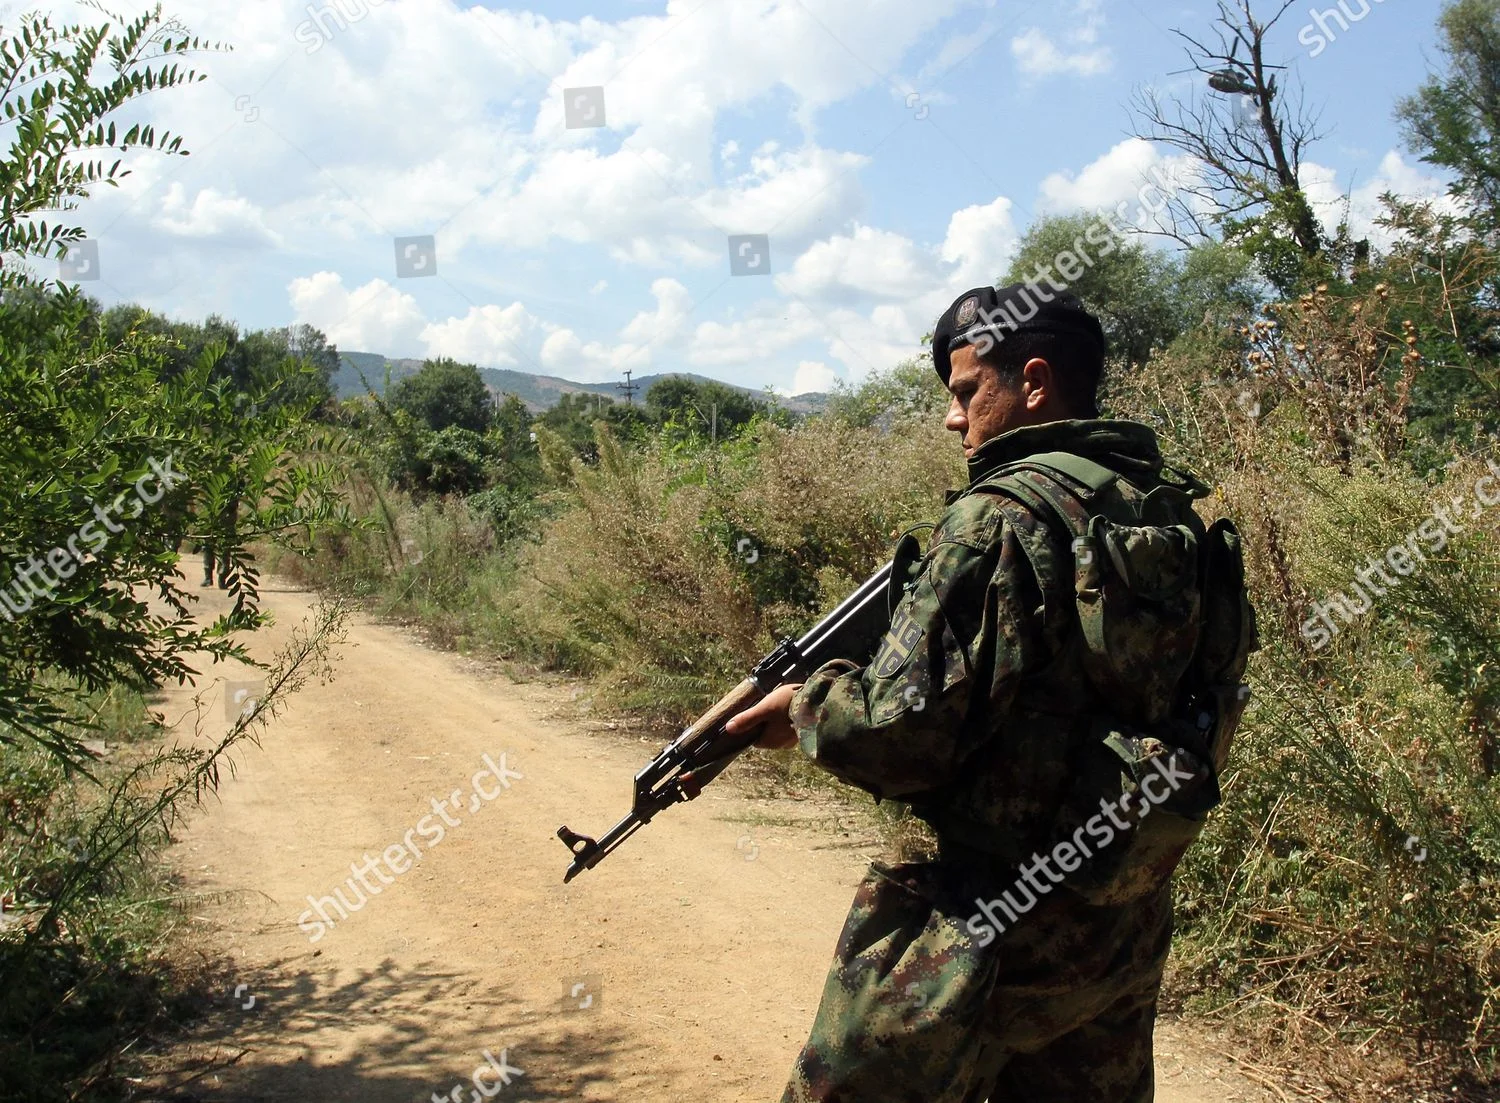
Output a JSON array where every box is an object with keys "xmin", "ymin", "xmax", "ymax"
[{"xmin": 789, "ymin": 418, "xmax": 1196, "ymax": 866}]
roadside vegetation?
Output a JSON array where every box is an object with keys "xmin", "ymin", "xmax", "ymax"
[{"xmin": 0, "ymin": 10, "xmax": 349, "ymax": 1100}]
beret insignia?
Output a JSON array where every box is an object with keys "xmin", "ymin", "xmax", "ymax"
[{"xmin": 955, "ymin": 295, "xmax": 979, "ymax": 329}]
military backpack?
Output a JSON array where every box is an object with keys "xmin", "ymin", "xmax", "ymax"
[{"xmin": 967, "ymin": 451, "xmax": 1258, "ymax": 906}]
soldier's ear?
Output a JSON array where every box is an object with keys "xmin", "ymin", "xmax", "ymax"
[{"xmin": 1020, "ymin": 357, "xmax": 1056, "ymax": 412}]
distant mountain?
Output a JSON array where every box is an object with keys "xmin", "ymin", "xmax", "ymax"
[{"xmin": 332, "ymin": 353, "xmax": 829, "ymax": 416}]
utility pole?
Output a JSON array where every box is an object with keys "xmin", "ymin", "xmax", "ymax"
[{"xmin": 617, "ymin": 369, "xmax": 639, "ymax": 407}]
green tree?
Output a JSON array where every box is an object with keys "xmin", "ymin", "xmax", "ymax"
[
  {"xmin": 1173, "ymin": 238, "xmax": 1262, "ymax": 330},
  {"xmin": 490, "ymin": 393, "xmax": 544, "ymax": 491},
  {"xmin": 412, "ymin": 426, "xmax": 495, "ymax": 496},
  {"xmin": 538, "ymin": 391, "xmax": 620, "ymax": 462},
  {"xmin": 99, "ymin": 307, "xmax": 337, "ymax": 411},
  {"xmin": 1398, "ymin": 0, "xmax": 1500, "ymax": 231},
  {"xmin": 0, "ymin": 9, "xmax": 217, "ymax": 287},
  {"xmin": 1377, "ymin": 198, "xmax": 1500, "ymax": 458},
  {"xmin": 1002, "ymin": 213, "xmax": 1184, "ymax": 368},
  {"xmin": 98, "ymin": 301, "xmax": 174, "ymax": 347},
  {"xmin": 389, "ymin": 357, "xmax": 495, "ymax": 434},
  {"xmin": 287, "ymin": 322, "xmax": 340, "ymax": 383},
  {"xmin": 1386, "ymin": 0, "xmax": 1500, "ymax": 456},
  {"xmin": 0, "ymin": 16, "xmax": 360, "ymax": 1099},
  {"xmin": 231, "ymin": 324, "xmax": 337, "ymax": 412},
  {"xmin": 0, "ymin": 7, "xmax": 351, "ymax": 769},
  {"xmin": 826, "ymin": 356, "xmax": 949, "ymax": 428},
  {"xmin": 644, "ymin": 376, "xmax": 772, "ymax": 440}
]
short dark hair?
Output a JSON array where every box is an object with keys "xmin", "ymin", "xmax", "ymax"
[{"xmin": 975, "ymin": 328, "xmax": 1104, "ymax": 419}]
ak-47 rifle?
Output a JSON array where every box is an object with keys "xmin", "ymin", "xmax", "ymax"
[{"xmin": 557, "ymin": 559, "xmax": 894, "ymax": 882}]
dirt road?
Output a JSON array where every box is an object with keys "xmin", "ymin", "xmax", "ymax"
[{"xmin": 157, "ymin": 581, "xmax": 1277, "ymax": 1101}]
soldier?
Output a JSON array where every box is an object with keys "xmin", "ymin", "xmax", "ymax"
[{"xmin": 725, "ymin": 284, "xmax": 1254, "ymax": 1102}]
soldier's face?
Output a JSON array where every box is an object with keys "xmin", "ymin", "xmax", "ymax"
[{"xmin": 944, "ymin": 346, "xmax": 1051, "ymax": 456}]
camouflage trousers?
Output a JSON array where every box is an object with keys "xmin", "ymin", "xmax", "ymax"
[{"xmin": 779, "ymin": 859, "xmax": 1174, "ymax": 1103}]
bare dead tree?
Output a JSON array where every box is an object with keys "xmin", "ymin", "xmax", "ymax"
[{"xmin": 1131, "ymin": 0, "xmax": 1325, "ymax": 259}]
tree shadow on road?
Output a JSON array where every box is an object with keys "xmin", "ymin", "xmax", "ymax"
[{"xmin": 141, "ymin": 953, "xmax": 641, "ymax": 1101}]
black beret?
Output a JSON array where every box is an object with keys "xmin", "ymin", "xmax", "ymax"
[{"xmin": 932, "ymin": 283, "xmax": 1107, "ymax": 384}]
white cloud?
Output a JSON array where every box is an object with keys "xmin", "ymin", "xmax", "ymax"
[
  {"xmin": 698, "ymin": 146, "xmax": 872, "ymax": 252},
  {"xmin": 419, "ymin": 302, "xmax": 544, "ymax": 368},
  {"xmin": 739, "ymin": 144, "xmax": 1452, "ymax": 388},
  {"xmin": 532, "ymin": 0, "xmax": 972, "ymax": 161},
  {"xmin": 772, "ymin": 197, "xmax": 1017, "ymax": 310},
  {"xmin": 76, "ymin": 0, "xmax": 1441, "ymax": 403},
  {"xmin": 539, "ymin": 328, "xmax": 651, "ymax": 382},
  {"xmin": 1037, "ymin": 138, "xmax": 1203, "ymax": 235},
  {"xmin": 620, "ymin": 278, "xmax": 695, "ymax": 347},
  {"xmin": 1039, "ymin": 139, "xmax": 1161, "ymax": 211},
  {"xmin": 723, "ymin": 195, "xmax": 1019, "ymax": 384},
  {"xmin": 689, "ymin": 300, "xmax": 827, "ymax": 367},
  {"xmin": 783, "ymin": 360, "xmax": 843, "ymax": 396},
  {"xmin": 822, "ymin": 303, "xmax": 930, "ymax": 378},
  {"xmin": 154, "ymin": 183, "xmax": 281, "ymax": 247},
  {"xmin": 916, "ymin": 15, "xmax": 1006, "ymax": 86},
  {"xmin": 540, "ymin": 278, "xmax": 697, "ymax": 380},
  {"xmin": 128, "ymin": 0, "xmax": 967, "ymax": 272},
  {"xmin": 1073, "ymin": 0, "xmax": 1106, "ymax": 45},
  {"xmin": 76, "ymin": 0, "xmax": 1004, "ymax": 389},
  {"xmin": 433, "ymin": 142, "xmax": 869, "ymax": 271},
  {"xmin": 287, "ymin": 271, "xmax": 426, "ymax": 354},
  {"xmin": 939, "ymin": 196, "xmax": 1021, "ymax": 289},
  {"xmin": 1041, "ymin": 142, "xmax": 1453, "ymax": 249},
  {"xmin": 776, "ymin": 224, "xmax": 938, "ymax": 304},
  {"xmin": 1010, "ymin": 0, "xmax": 1113, "ymax": 80}
]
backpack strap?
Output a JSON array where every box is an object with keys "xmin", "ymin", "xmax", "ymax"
[
  {"xmin": 967, "ymin": 453, "xmax": 1129, "ymax": 627},
  {"xmin": 963, "ymin": 455, "xmax": 1118, "ymax": 666},
  {"xmin": 1010, "ymin": 451, "xmax": 1124, "ymax": 496},
  {"xmin": 888, "ymin": 522, "xmax": 935, "ymax": 617},
  {"xmin": 970, "ymin": 452, "xmax": 1128, "ymax": 538}
]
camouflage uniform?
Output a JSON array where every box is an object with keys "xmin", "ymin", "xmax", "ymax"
[{"xmin": 781, "ymin": 418, "xmax": 1205, "ymax": 1103}]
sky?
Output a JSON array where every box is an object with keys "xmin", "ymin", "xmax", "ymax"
[{"xmin": 43, "ymin": 0, "xmax": 1451, "ymax": 396}]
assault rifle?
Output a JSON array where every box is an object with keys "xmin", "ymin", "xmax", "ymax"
[{"xmin": 557, "ymin": 559, "xmax": 894, "ymax": 882}]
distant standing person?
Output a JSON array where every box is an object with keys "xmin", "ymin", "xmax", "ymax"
[{"xmin": 200, "ymin": 490, "xmax": 240, "ymax": 589}]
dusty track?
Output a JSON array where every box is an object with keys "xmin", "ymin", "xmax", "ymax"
[{"xmin": 156, "ymin": 580, "xmax": 1278, "ymax": 1101}]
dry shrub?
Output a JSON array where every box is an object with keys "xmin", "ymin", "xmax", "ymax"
[
  {"xmin": 1247, "ymin": 282, "xmax": 1423, "ymax": 468},
  {"xmin": 1114, "ymin": 326, "xmax": 1500, "ymax": 1090},
  {"xmin": 493, "ymin": 416, "xmax": 963, "ymax": 724}
]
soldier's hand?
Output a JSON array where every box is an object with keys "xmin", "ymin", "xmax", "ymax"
[{"xmin": 725, "ymin": 682, "xmax": 801, "ymax": 750}]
